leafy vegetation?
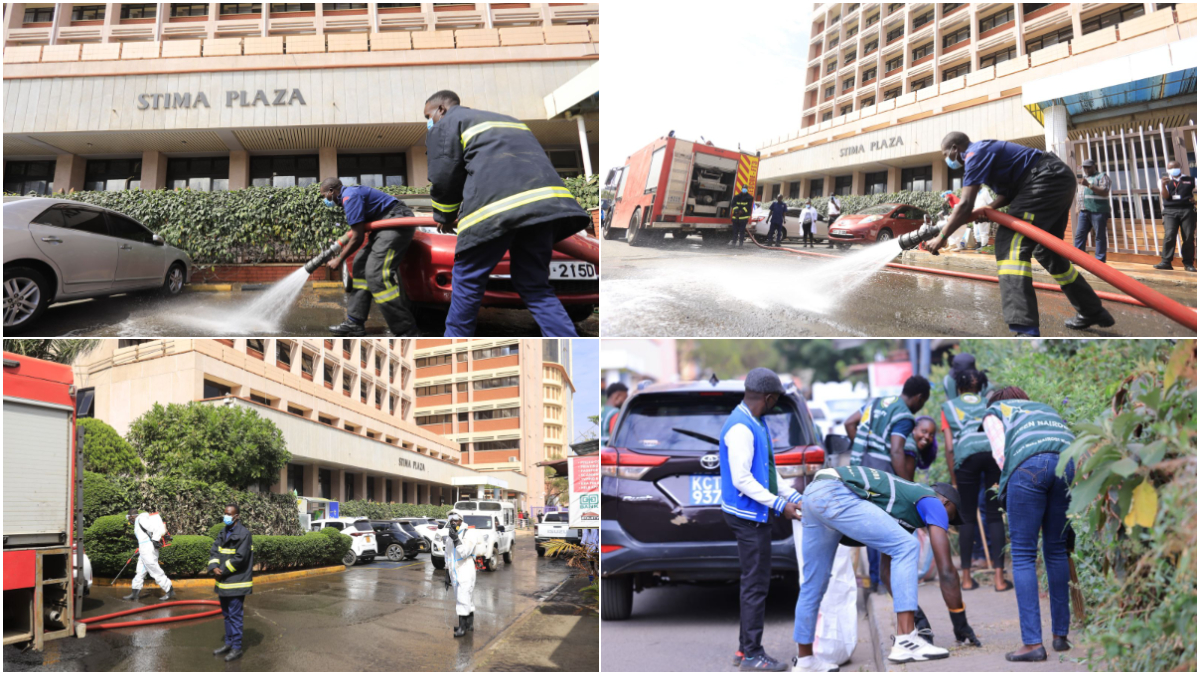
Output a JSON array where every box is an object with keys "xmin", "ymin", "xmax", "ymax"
[
  {"xmin": 81, "ymin": 470, "xmax": 132, "ymax": 529},
  {"xmin": 783, "ymin": 190, "xmax": 948, "ymax": 220},
  {"xmin": 338, "ymin": 500, "xmax": 454, "ymax": 520},
  {"xmin": 2, "ymin": 339, "xmax": 99, "ymax": 364},
  {"xmin": 78, "ymin": 418, "xmax": 143, "ymax": 475}
]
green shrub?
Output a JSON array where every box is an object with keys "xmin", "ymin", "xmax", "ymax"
[
  {"xmin": 157, "ymin": 536, "xmax": 216, "ymax": 577},
  {"xmin": 784, "ymin": 190, "xmax": 947, "ymax": 221},
  {"xmin": 563, "ymin": 174, "xmax": 599, "ymax": 210},
  {"xmin": 207, "ymin": 523, "xmax": 226, "ymax": 540},
  {"xmin": 252, "ymin": 529, "xmax": 351, "ymax": 571},
  {"xmin": 82, "ymin": 471, "xmax": 132, "ymax": 529},
  {"xmin": 127, "ymin": 476, "xmax": 302, "ymax": 537},
  {"xmin": 83, "ymin": 515, "xmax": 138, "ymax": 577},
  {"xmin": 338, "ymin": 501, "xmax": 453, "ymax": 520},
  {"xmin": 78, "ymin": 418, "xmax": 143, "ymax": 475}
]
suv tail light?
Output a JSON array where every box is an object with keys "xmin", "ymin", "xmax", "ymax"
[
  {"xmin": 349, "ymin": 531, "xmax": 365, "ymax": 537},
  {"xmin": 600, "ymin": 544, "xmax": 622, "ymax": 554},
  {"xmin": 601, "ymin": 447, "xmax": 668, "ymax": 480},
  {"xmin": 776, "ymin": 446, "xmax": 826, "ymax": 478}
]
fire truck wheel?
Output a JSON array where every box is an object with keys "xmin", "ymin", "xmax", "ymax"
[
  {"xmin": 602, "ymin": 213, "xmax": 620, "ymax": 240},
  {"xmin": 671, "ymin": 231, "xmax": 688, "ymax": 240}
]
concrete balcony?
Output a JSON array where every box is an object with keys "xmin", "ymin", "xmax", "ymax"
[
  {"xmin": 432, "ymin": 9, "xmax": 486, "ymax": 30},
  {"xmin": 56, "ymin": 25, "xmax": 106, "ymax": 42},
  {"xmin": 547, "ymin": 4, "xmax": 599, "ymax": 24},
  {"xmin": 160, "ymin": 22, "xmax": 208, "ymax": 39},
  {"xmin": 213, "ymin": 19, "xmax": 262, "ymax": 37},
  {"xmin": 268, "ymin": 16, "xmax": 317, "ymax": 35},
  {"xmin": 109, "ymin": 24, "xmax": 157, "ymax": 41},
  {"xmin": 1022, "ymin": 4, "xmax": 1071, "ymax": 33},
  {"xmin": 6, "ymin": 26, "xmax": 54, "ymax": 44}
]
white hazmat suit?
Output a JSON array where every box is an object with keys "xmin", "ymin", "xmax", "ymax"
[
  {"xmin": 440, "ymin": 524, "xmax": 478, "ymax": 617},
  {"xmin": 131, "ymin": 511, "xmax": 172, "ymax": 594}
]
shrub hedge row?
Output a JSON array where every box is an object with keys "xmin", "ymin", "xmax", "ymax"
[
  {"xmin": 780, "ymin": 190, "xmax": 948, "ymax": 219},
  {"xmin": 338, "ymin": 500, "xmax": 454, "ymax": 520}
]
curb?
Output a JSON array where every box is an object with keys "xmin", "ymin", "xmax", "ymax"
[
  {"xmin": 182, "ymin": 281, "xmax": 344, "ymax": 293},
  {"xmin": 95, "ymin": 564, "xmax": 345, "ymax": 588},
  {"xmin": 184, "ymin": 283, "xmax": 233, "ymax": 292},
  {"xmin": 312, "ymin": 281, "xmax": 342, "ymax": 289},
  {"xmin": 865, "ymin": 590, "xmax": 894, "ymax": 671}
]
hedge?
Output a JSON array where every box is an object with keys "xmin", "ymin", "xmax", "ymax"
[
  {"xmin": 781, "ymin": 190, "xmax": 947, "ymax": 220},
  {"xmin": 82, "ymin": 471, "xmax": 133, "ymax": 529},
  {"xmin": 78, "ymin": 418, "xmax": 143, "ymax": 476},
  {"xmin": 338, "ymin": 500, "xmax": 454, "ymax": 520},
  {"xmin": 206, "ymin": 524, "xmax": 351, "ymax": 572}
]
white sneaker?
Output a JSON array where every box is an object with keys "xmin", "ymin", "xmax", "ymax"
[
  {"xmin": 791, "ymin": 655, "xmax": 840, "ymax": 672},
  {"xmin": 888, "ymin": 630, "xmax": 950, "ymax": 663}
]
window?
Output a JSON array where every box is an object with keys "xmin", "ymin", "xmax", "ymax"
[
  {"xmin": 834, "ymin": 175, "xmax": 853, "ymax": 196},
  {"xmin": 842, "ymin": 76, "xmax": 855, "ymax": 91},
  {"xmin": 342, "ymin": 372, "xmax": 352, "ymax": 393},
  {"xmin": 336, "ymin": 153, "xmax": 407, "ymax": 188},
  {"xmin": 864, "ymin": 39, "xmax": 878, "ymax": 55},
  {"xmin": 901, "ymin": 165, "xmax": 933, "ymax": 192},
  {"xmin": 76, "ymin": 387, "xmax": 95, "ymax": 418},
  {"xmin": 276, "ymin": 340, "xmax": 292, "ymax": 366},
  {"xmin": 843, "ymin": 51, "xmax": 856, "ymax": 65},
  {"xmin": 547, "ymin": 149, "xmax": 589, "ymax": 179},
  {"xmin": 828, "ymin": 36, "xmax": 839, "ymax": 48},
  {"xmin": 219, "ymin": 3, "xmax": 262, "ymax": 14},
  {"xmin": 85, "ymin": 159, "xmax": 142, "ymax": 192},
  {"xmin": 415, "ymin": 383, "xmax": 454, "ymax": 396},
  {"xmin": 821, "ymin": 111, "xmax": 833, "ymax": 122},
  {"xmin": 824, "ymin": 85, "xmax": 836, "ymax": 98},
  {"xmin": 866, "ymin": 13, "xmax": 879, "ymax": 27},
  {"xmin": 458, "ymin": 412, "xmax": 469, "ymax": 423},
  {"xmin": 344, "ymin": 474, "xmax": 355, "ymax": 501},
  {"xmin": 106, "ymin": 213, "xmax": 154, "ymax": 243},
  {"xmin": 319, "ymin": 415, "xmax": 333, "ymax": 426},
  {"xmin": 204, "ymin": 379, "xmax": 232, "ymax": 398},
  {"xmin": 34, "ymin": 205, "xmax": 108, "ymax": 236},
  {"xmin": 472, "ymin": 344, "xmax": 519, "ymax": 360},
  {"xmin": 167, "ymin": 157, "xmax": 230, "ymax": 192},
  {"xmin": 250, "ymin": 393, "xmax": 271, "ymax": 406},
  {"xmin": 250, "ymin": 155, "xmax": 319, "ymax": 188},
  {"xmin": 3, "ymin": 160, "xmax": 55, "ymax": 195},
  {"xmin": 644, "ymin": 147, "xmax": 665, "ymax": 193},
  {"xmin": 885, "ymin": 55, "xmax": 903, "ymax": 72},
  {"xmin": 455, "ymin": 351, "xmax": 468, "ymax": 362},
  {"xmin": 301, "ymin": 352, "xmax": 315, "ymax": 377},
  {"xmin": 324, "ymin": 3, "xmax": 367, "ymax": 9},
  {"xmin": 415, "ymin": 354, "xmax": 452, "ymax": 367},
  {"xmin": 846, "ymin": 26, "xmax": 858, "ymax": 38},
  {"xmin": 913, "ymin": 11, "xmax": 933, "ymax": 29},
  {"xmin": 287, "ymin": 464, "xmax": 304, "ymax": 495},
  {"xmin": 416, "ymin": 413, "xmax": 454, "ymax": 426},
  {"xmin": 860, "ymin": 96, "xmax": 875, "ymax": 108},
  {"xmin": 456, "ymin": 382, "xmax": 468, "ymax": 392},
  {"xmin": 886, "ymin": 24, "xmax": 905, "ymax": 42},
  {"xmin": 884, "ymin": 86, "xmax": 902, "ymax": 100},
  {"xmin": 910, "ymin": 75, "xmax": 933, "ymax": 91},
  {"xmin": 888, "ymin": 2, "xmax": 904, "ymax": 13},
  {"xmin": 324, "ymin": 363, "xmax": 335, "ymax": 386},
  {"xmin": 862, "ymin": 67, "xmax": 877, "ymax": 82},
  {"xmin": 473, "ymin": 375, "xmax": 519, "ymax": 390},
  {"xmin": 71, "ymin": 5, "xmax": 106, "ymax": 20},
  {"xmin": 1026, "ymin": 26, "xmax": 1072, "ymax": 53},
  {"xmin": 23, "ymin": 6, "xmax": 54, "ymax": 22},
  {"xmin": 1022, "ymin": 4, "xmax": 1051, "ymax": 16},
  {"xmin": 1082, "ymin": 4, "xmax": 1145, "ymax": 35},
  {"xmin": 788, "ymin": 181, "xmax": 801, "ymax": 199},
  {"xmin": 840, "ymin": 104, "xmax": 854, "ymax": 116},
  {"xmin": 942, "ymin": 63, "xmax": 970, "ymax": 81},
  {"xmin": 911, "ymin": 42, "xmax": 933, "ymax": 61},
  {"xmin": 979, "ymin": 7, "xmax": 1015, "ymax": 32},
  {"xmin": 942, "ymin": 25, "xmax": 970, "ymax": 49},
  {"xmin": 271, "ymin": 3, "xmax": 316, "ymax": 11},
  {"xmin": 319, "ymin": 469, "xmax": 332, "ymax": 500},
  {"xmin": 171, "ymin": 3, "xmax": 210, "ymax": 16},
  {"xmin": 246, "ymin": 339, "xmax": 265, "ymax": 355},
  {"xmin": 830, "ymin": 14, "xmax": 840, "ymax": 24},
  {"xmin": 865, "ymin": 170, "xmax": 888, "ymax": 195},
  {"xmin": 475, "ymin": 407, "xmax": 519, "ymax": 420},
  {"xmin": 475, "ymin": 439, "xmax": 520, "ymax": 452},
  {"xmin": 808, "ymin": 179, "xmax": 824, "ymax": 198},
  {"xmin": 942, "ymin": 3, "xmax": 963, "ymax": 13},
  {"xmin": 980, "ymin": 46, "xmax": 1016, "ymax": 69},
  {"xmin": 120, "ymin": 4, "xmax": 157, "ymax": 18},
  {"xmin": 385, "ymin": 480, "xmax": 393, "ymax": 503},
  {"xmin": 826, "ymin": 60, "xmax": 838, "ymax": 74}
]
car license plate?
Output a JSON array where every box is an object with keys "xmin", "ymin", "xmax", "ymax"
[
  {"xmin": 549, "ymin": 261, "xmax": 598, "ymax": 280},
  {"xmin": 833, "ymin": 229, "xmax": 848, "ymax": 235},
  {"xmin": 687, "ymin": 475, "xmax": 722, "ymax": 506}
]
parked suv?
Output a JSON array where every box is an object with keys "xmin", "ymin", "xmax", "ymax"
[
  {"xmin": 600, "ymin": 378, "xmax": 827, "ymax": 621},
  {"xmin": 311, "ymin": 517, "xmax": 379, "ymax": 566},
  {"xmin": 370, "ymin": 520, "xmax": 426, "ymax": 561},
  {"xmin": 536, "ymin": 512, "xmax": 582, "ymax": 557},
  {"xmin": 398, "ymin": 517, "xmax": 441, "ymax": 548}
]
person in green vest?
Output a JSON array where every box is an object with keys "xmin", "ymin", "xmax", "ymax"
[
  {"xmin": 981, "ymin": 386, "xmax": 1077, "ymax": 662},
  {"xmin": 791, "ymin": 466, "xmax": 980, "ymax": 671},
  {"xmin": 942, "ymin": 368, "xmax": 1010, "ymax": 593},
  {"xmin": 601, "ymin": 382, "xmax": 628, "ymax": 446},
  {"xmin": 845, "ymin": 377, "xmax": 931, "ymax": 480}
]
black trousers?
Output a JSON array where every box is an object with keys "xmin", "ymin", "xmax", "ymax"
[
  {"xmin": 732, "ymin": 219, "xmax": 748, "ymax": 244},
  {"xmin": 802, "ymin": 220, "xmax": 814, "ymax": 246},
  {"xmin": 724, "ymin": 512, "xmax": 772, "ymax": 659},
  {"xmin": 767, "ymin": 221, "xmax": 785, "ymax": 244},
  {"xmin": 954, "ymin": 452, "xmax": 1006, "ymax": 571},
  {"xmin": 1160, "ymin": 208, "xmax": 1196, "ymax": 266},
  {"xmin": 346, "ymin": 202, "xmax": 419, "ymax": 336},
  {"xmin": 995, "ymin": 153, "xmax": 1105, "ymax": 327}
]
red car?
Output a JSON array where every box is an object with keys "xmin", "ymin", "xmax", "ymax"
[{"xmin": 826, "ymin": 203, "xmax": 931, "ymax": 247}]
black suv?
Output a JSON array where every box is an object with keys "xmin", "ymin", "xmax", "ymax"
[
  {"xmin": 370, "ymin": 520, "xmax": 427, "ymax": 561},
  {"xmin": 600, "ymin": 378, "xmax": 828, "ymax": 621}
]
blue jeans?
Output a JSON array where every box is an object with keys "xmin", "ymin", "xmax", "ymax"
[
  {"xmin": 1006, "ymin": 453, "xmax": 1075, "ymax": 646},
  {"xmin": 794, "ymin": 479, "xmax": 918, "ymax": 644},
  {"xmin": 220, "ymin": 595, "xmax": 244, "ymax": 650},
  {"xmin": 1074, "ymin": 211, "xmax": 1108, "ymax": 263}
]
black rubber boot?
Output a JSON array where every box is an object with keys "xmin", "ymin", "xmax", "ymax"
[
  {"xmin": 213, "ymin": 645, "xmax": 231, "ymax": 656},
  {"xmin": 467, "ymin": 612, "xmax": 475, "ymax": 632},
  {"xmin": 122, "ymin": 589, "xmax": 142, "ymax": 602},
  {"xmin": 1064, "ymin": 307, "xmax": 1115, "ymax": 330},
  {"xmin": 328, "ymin": 319, "xmax": 366, "ymax": 336},
  {"xmin": 159, "ymin": 588, "xmax": 176, "ymax": 601},
  {"xmin": 224, "ymin": 648, "xmax": 244, "ymax": 662},
  {"xmin": 453, "ymin": 615, "xmax": 468, "ymax": 638}
]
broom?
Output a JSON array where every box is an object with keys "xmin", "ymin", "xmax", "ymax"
[{"xmin": 1065, "ymin": 525, "xmax": 1085, "ymax": 624}]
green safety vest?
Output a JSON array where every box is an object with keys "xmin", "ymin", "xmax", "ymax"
[
  {"xmin": 1080, "ymin": 173, "xmax": 1111, "ymax": 214},
  {"xmin": 982, "ymin": 399, "xmax": 1075, "ymax": 499},
  {"xmin": 941, "ymin": 393, "xmax": 991, "ymax": 469},
  {"xmin": 601, "ymin": 405, "xmax": 620, "ymax": 445},
  {"xmin": 849, "ymin": 396, "xmax": 916, "ymax": 469},
  {"xmin": 819, "ymin": 465, "xmax": 938, "ymax": 532}
]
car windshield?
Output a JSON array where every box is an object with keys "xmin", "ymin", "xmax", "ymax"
[
  {"xmin": 613, "ymin": 391, "xmax": 810, "ymax": 453},
  {"xmin": 352, "ymin": 521, "xmax": 373, "ymax": 532},
  {"xmin": 478, "ymin": 503, "xmax": 501, "ymax": 511},
  {"xmin": 464, "ymin": 516, "xmax": 493, "ymax": 530},
  {"xmin": 859, "ymin": 205, "xmax": 895, "ymax": 215}
]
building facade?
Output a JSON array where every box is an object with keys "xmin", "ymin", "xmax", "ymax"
[
  {"xmin": 413, "ymin": 338, "xmax": 574, "ymax": 509},
  {"xmin": 72, "ymin": 338, "xmax": 529, "ymax": 507},
  {"xmin": 3, "ymin": 3, "xmax": 599, "ymax": 195}
]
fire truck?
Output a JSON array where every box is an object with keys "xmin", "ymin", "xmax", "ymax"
[
  {"xmin": 3, "ymin": 352, "xmax": 86, "ymax": 650},
  {"xmin": 603, "ymin": 135, "xmax": 759, "ymax": 246}
]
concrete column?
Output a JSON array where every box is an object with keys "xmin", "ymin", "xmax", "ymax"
[
  {"xmin": 319, "ymin": 146, "xmax": 338, "ymax": 182},
  {"xmin": 1044, "ymin": 104, "xmax": 1071, "ymax": 167},
  {"xmin": 208, "ymin": 2, "xmax": 220, "ymax": 39},
  {"xmin": 314, "ymin": 1, "xmax": 324, "ymax": 33},
  {"xmin": 303, "ymin": 464, "xmax": 318, "ymax": 499},
  {"xmin": 141, "ymin": 151, "xmax": 168, "ymax": 190},
  {"xmin": 332, "ymin": 468, "xmax": 345, "ymax": 503},
  {"xmin": 575, "ymin": 115, "xmax": 593, "ymax": 178},
  {"xmin": 969, "ymin": 5, "xmax": 981, "ymax": 72},
  {"xmin": 373, "ymin": 476, "xmax": 386, "ymax": 503},
  {"xmin": 851, "ymin": 171, "xmax": 865, "ymax": 196},
  {"xmin": 822, "ymin": 175, "xmax": 835, "ymax": 198},
  {"xmin": 1015, "ymin": 9, "xmax": 1027, "ymax": 57},
  {"xmin": 49, "ymin": 2, "xmax": 69, "ymax": 45},
  {"xmin": 271, "ymin": 464, "xmax": 288, "ymax": 494},
  {"xmin": 407, "ymin": 147, "xmax": 428, "ymax": 187},
  {"xmin": 53, "ymin": 153, "xmax": 87, "ymax": 193},
  {"xmin": 931, "ymin": 159, "xmax": 947, "ymax": 192},
  {"xmin": 886, "ymin": 166, "xmax": 900, "ymax": 193},
  {"xmin": 229, "ymin": 151, "xmax": 250, "ymax": 190},
  {"xmin": 1069, "ymin": 4, "xmax": 1083, "ymax": 43},
  {"xmin": 101, "ymin": 3, "xmax": 116, "ymax": 42},
  {"xmin": 354, "ymin": 472, "xmax": 368, "ymax": 501}
]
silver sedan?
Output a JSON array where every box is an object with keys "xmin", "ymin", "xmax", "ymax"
[
  {"xmin": 749, "ymin": 207, "xmax": 830, "ymax": 242},
  {"xmin": 4, "ymin": 196, "xmax": 193, "ymax": 332}
]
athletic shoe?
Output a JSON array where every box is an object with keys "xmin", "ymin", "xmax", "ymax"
[
  {"xmin": 791, "ymin": 655, "xmax": 840, "ymax": 672},
  {"xmin": 733, "ymin": 651, "xmax": 744, "ymax": 667},
  {"xmin": 888, "ymin": 630, "xmax": 949, "ymax": 663},
  {"xmin": 739, "ymin": 654, "xmax": 788, "ymax": 671}
]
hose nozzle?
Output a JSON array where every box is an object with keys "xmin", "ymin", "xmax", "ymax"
[
  {"xmin": 303, "ymin": 241, "xmax": 343, "ymax": 274},
  {"xmin": 897, "ymin": 222, "xmax": 944, "ymax": 251}
]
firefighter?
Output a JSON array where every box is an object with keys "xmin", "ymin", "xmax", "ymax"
[
  {"xmin": 123, "ymin": 508, "xmax": 174, "ymax": 602},
  {"xmin": 209, "ymin": 503, "xmax": 253, "ymax": 662},
  {"xmin": 424, "ymin": 90, "xmax": 591, "ymax": 337},
  {"xmin": 927, "ymin": 132, "xmax": 1113, "ymax": 336},
  {"xmin": 441, "ymin": 512, "xmax": 477, "ymax": 638},
  {"xmin": 730, "ymin": 188, "xmax": 754, "ymax": 247}
]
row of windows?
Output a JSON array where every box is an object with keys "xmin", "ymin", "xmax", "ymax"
[
  {"xmin": 3, "ymin": 160, "xmax": 55, "ymax": 196},
  {"xmin": 24, "ymin": 3, "xmax": 420, "ymax": 22},
  {"xmin": 414, "ymin": 375, "xmax": 520, "ymax": 396},
  {"xmin": 777, "ymin": 166, "xmax": 956, "ymax": 200}
]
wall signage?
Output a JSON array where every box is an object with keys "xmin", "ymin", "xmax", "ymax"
[
  {"xmin": 839, "ymin": 135, "xmax": 904, "ymax": 157},
  {"xmin": 399, "ymin": 457, "xmax": 426, "ymax": 472},
  {"xmin": 137, "ymin": 89, "xmax": 307, "ymax": 110}
]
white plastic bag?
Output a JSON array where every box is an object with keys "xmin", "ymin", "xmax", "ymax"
[{"xmin": 793, "ymin": 521, "xmax": 858, "ymax": 665}]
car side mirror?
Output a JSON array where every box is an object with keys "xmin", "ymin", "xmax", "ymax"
[
  {"xmin": 824, "ymin": 433, "xmax": 851, "ymax": 455},
  {"xmin": 496, "ymin": 525, "xmax": 505, "ymax": 532},
  {"xmin": 151, "ymin": 234, "xmax": 165, "ymax": 246}
]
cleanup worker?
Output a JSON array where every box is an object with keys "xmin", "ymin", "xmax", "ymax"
[
  {"xmin": 927, "ymin": 132, "xmax": 1113, "ymax": 336},
  {"xmin": 209, "ymin": 503, "xmax": 253, "ymax": 662},
  {"xmin": 844, "ymin": 376, "xmax": 931, "ymax": 480},
  {"xmin": 601, "ymin": 382, "xmax": 628, "ymax": 445},
  {"xmin": 320, "ymin": 178, "xmax": 419, "ymax": 337},
  {"xmin": 731, "ymin": 188, "xmax": 754, "ymax": 247},
  {"xmin": 124, "ymin": 508, "xmax": 174, "ymax": 602},
  {"xmin": 766, "ymin": 194, "xmax": 788, "ymax": 247},
  {"xmin": 1074, "ymin": 158, "xmax": 1111, "ymax": 263},
  {"xmin": 721, "ymin": 368, "xmax": 802, "ymax": 672},
  {"xmin": 1155, "ymin": 159, "xmax": 1196, "ymax": 272},
  {"xmin": 981, "ymin": 387, "xmax": 1076, "ymax": 662},
  {"xmin": 423, "ymin": 90, "xmax": 590, "ymax": 337},
  {"xmin": 791, "ymin": 466, "xmax": 979, "ymax": 671},
  {"xmin": 441, "ymin": 512, "xmax": 477, "ymax": 638}
]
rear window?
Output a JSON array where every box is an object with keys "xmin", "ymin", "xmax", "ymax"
[
  {"xmin": 323, "ymin": 522, "xmax": 344, "ymax": 531},
  {"xmin": 352, "ymin": 521, "xmax": 373, "ymax": 532},
  {"xmin": 545, "ymin": 513, "xmax": 565, "ymax": 523},
  {"xmin": 398, "ymin": 522, "xmax": 418, "ymax": 534},
  {"xmin": 478, "ymin": 503, "xmax": 501, "ymax": 511},
  {"xmin": 613, "ymin": 392, "xmax": 811, "ymax": 453},
  {"xmin": 454, "ymin": 501, "xmax": 477, "ymax": 511}
]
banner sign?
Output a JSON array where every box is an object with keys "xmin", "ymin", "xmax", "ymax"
[{"xmin": 568, "ymin": 455, "xmax": 600, "ymax": 529}]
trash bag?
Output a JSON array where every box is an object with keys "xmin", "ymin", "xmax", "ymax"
[{"xmin": 794, "ymin": 520, "xmax": 858, "ymax": 666}]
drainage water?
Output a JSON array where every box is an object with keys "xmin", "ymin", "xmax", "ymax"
[
  {"xmin": 176, "ymin": 267, "xmax": 314, "ymax": 334},
  {"xmin": 749, "ymin": 240, "xmax": 905, "ymax": 314}
]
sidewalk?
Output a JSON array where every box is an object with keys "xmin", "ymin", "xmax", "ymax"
[
  {"xmin": 473, "ymin": 573, "xmax": 598, "ymax": 672},
  {"xmin": 865, "ymin": 579, "xmax": 1094, "ymax": 672}
]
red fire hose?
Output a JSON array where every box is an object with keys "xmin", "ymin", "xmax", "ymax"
[
  {"xmin": 79, "ymin": 600, "xmax": 221, "ymax": 630},
  {"xmin": 363, "ymin": 216, "xmax": 600, "ymax": 267}
]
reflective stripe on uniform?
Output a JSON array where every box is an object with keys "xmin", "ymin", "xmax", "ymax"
[
  {"xmin": 432, "ymin": 200, "xmax": 461, "ymax": 213},
  {"xmin": 374, "ymin": 286, "xmax": 402, "ymax": 303},
  {"xmin": 207, "ymin": 558, "xmax": 220, "ymax": 565},
  {"xmin": 997, "ymin": 259, "xmax": 1032, "ymax": 278},
  {"xmin": 457, "ymin": 186, "xmax": 577, "ymax": 233},
  {"xmin": 460, "ymin": 121, "xmax": 532, "ymax": 149},
  {"xmin": 218, "ymin": 547, "xmax": 237, "ymax": 554},
  {"xmin": 1051, "ymin": 264, "xmax": 1079, "ymax": 285},
  {"xmin": 226, "ymin": 560, "xmax": 236, "ymax": 572},
  {"xmin": 351, "ymin": 278, "xmax": 369, "ymax": 290},
  {"xmin": 216, "ymin": 580, "xmax": 252, "ymax": 590}
]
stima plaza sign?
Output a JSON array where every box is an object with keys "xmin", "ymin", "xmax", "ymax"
[
  {"xmin": 137, "ymin": 88, "xmax": 307, "ymax": 110},
  {"xmin": 839, "ymin": 135, "xmax": 904, "ymax": 158}
]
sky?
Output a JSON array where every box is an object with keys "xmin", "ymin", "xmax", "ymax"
[
  {"xmin": 571, "ymin": 338, "xmax": 600, "ymax": 443},
  {"xmin": 600, "ymin": 0, "xmax": 813, "ymax": 175}
]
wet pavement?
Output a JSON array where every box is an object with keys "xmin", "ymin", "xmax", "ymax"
[
  {"xmin": 24, "ymin": 286, "xmax": 598, "ymax": 337},
  {"xmin": 4, "ymin": 533, "xmax": 595, "ymax": 672},
  {"xmin": 601, "ymin": 236, "xmax": 1195, "ymax": 337}
]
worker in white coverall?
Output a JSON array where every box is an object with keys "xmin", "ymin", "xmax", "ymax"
[
  {"xmin": 124, "ymin": 508, "xmax": 174, "ymax": 602},
  {"xmin": 441, "ymin": 512, "xmax": 476, "ymax": 637}
]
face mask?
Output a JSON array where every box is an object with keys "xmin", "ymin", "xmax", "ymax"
[
  {"xmin": 1169, "ymin": 168, "xmax": 1182, "ymax": 177},
  {"xmin": 427, "ymin": 117, "xmax": 435, "ymax": 131},
  {"xmin": 322, "ymin": 198, "xmax": 334, "ymax": 207},
  {"xmin": 741, "ymin": 188, "xmax": 748, "ymax": 194},
  {"xmin": 223, "ymin": 515, "xmax": 234, "ymax": 526},
  {"xmin": 945, "ymin": 151, "xmax": 962, "ymax": 170}
]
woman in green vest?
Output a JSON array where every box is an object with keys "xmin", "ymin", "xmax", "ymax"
[
  {"xmin": 942, "ymin": 368, "xmax": 1010, "ymax": 593},
  {"xmin": 981, "ymin": 386, "xmax": 1076, "ymax": 662}
]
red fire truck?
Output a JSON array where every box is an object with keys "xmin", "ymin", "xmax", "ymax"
[
  {"xmin": 602, "ymin": 135, "xmax": 759, "ymax": 246},
  {"xmin": 3, "ymin": 352, "xmax": 86, "ymax": 650}
]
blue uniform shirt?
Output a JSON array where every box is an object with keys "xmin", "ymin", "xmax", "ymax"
[
  {"xmin": 961, "ymin": 140, "xmax": 1043, "ymax": 198},
  {"xmin": 340, "ymin": 184, "xmax": 399, "ymax": 227},
  {"xmin": 768, "ymin": 201, "xmax": 788, "ymax": 225}
]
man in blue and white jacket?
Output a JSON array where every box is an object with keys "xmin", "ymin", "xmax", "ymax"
[{"xmin": 720, "ymin": 368, "xmax": 801, "ymax": 672}]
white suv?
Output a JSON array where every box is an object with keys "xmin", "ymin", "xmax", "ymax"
[
  {"xmin": 536, "ymin": 512, "xmax": 582, "ymax": 557},
  {"xmin": 311, "ymin": 517, "xmax": 379, "ymax": 566}
]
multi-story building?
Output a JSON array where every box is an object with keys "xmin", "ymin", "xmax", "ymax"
[
  {"xmin": 2, "ymin": 3, "xmax": 599, "ymax": 195},
  {"xmin": 72, "ymin": 338, "xmax": 529, "ymax": 507},
  {"xmin": 412, "ymin": 338, "xmax": 574, "ymax": 509},
  {"xmin": 756, "ymin": 3, "xmax": 1195, "ymax": 261}
]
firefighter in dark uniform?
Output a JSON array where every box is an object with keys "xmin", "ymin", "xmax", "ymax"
[
  {"xmin": 730, "ymin": 188, "xmax": 754, "ymax": 247},
  {"xmin": 423, "ymin": 90, "xmax": 591, "ymax": 337},
  {"xmin": 927, "ymin": 132, "xmax": 1113, "ymax": 336},
  {"xmin": 321, "ymin": 179, "xmax": 419, "ymax": 337},
  {"xmin": 209, "ymin": 503, "xmax": 253, "ymax": 662}
]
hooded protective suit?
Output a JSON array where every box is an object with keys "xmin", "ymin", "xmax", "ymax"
[
  {"xmin": 131, "ymin": 511, "xmax": 172, "ymax": 594},
  {"xmin": 440, "ymin": 523, "xmax": 478, "ymax": 617}
]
